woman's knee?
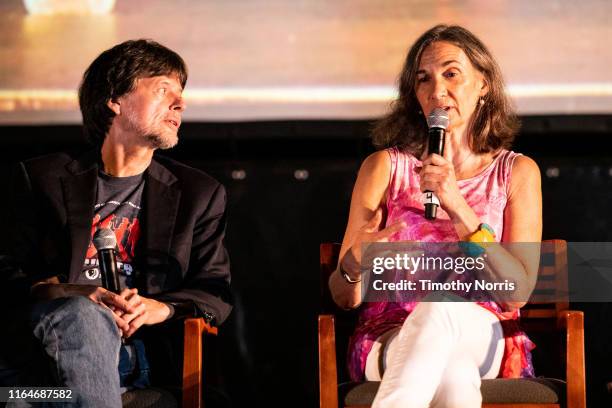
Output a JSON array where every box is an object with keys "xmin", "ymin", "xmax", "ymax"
[
  {"xmin": 433, "ymin": 380, "xmax": 481, "ymax": 408},
  {"xmin": 406, "ymin": 301, "xmax": 465, "ymax": 332},
  {"xmin": 432, "ymin": 362, "xmax": 482, "ymax": 408},
  {"xmin": 409, "ymin": 300, "xmax": 494, "ymax": 333}
]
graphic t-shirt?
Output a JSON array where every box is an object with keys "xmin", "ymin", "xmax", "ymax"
[{"xmin": 79, "ymin": 171, "xmax": 144, "ymax": 289}]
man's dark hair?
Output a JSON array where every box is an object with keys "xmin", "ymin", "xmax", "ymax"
[
  {"xmin": 78, "ymin": 39, "xmax": 188, "ymax": 146},
  {"xmin": 373, "ymin": 24, "xmax": 518, "ymax": 155}
]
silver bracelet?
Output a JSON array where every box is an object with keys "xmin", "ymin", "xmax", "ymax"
[{"xmin": 340, "ymin": 264, "xmax": 361, "ymax": 284}]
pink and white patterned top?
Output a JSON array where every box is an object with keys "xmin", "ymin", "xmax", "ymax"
[{"xmin": 347, "ymin": 146, "xmax": 535, "ymax": 381}]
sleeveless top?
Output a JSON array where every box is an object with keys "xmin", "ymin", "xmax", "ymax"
[{"xmin": 347, "ymin": 147, "xmax": 535, "ymax": 381}]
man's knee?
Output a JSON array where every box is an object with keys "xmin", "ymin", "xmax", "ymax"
[
  {"xmin": 58, "ymin": 296, "xmax": 108, "ymax": 317},
  {"xmin": 33, "ymin": 296, "xmax": 120, "ymax": 343},
  {"xmin": 59, "ymin": 297, "xmax": 119, "ymax": 335}
]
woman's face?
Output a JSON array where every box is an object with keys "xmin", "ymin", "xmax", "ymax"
[{"xmin": 415, "ymin": 41, "xmax": 487, "ymax": 132}]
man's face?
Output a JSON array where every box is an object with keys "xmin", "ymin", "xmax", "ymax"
[{"xmin": 115, "ymin": 74, "xmax": 185, "ymax": 150}]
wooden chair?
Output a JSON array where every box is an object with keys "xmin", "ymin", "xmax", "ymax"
[
  {"xmin": 182, "ymin": 318, "xmax": 218, "ymax": 408},
  {"xmin": 318, "ymin": 240, "xmax": 586, "ymax": 408},
  {"xmin": 122, "ymin": 318, "xmax": 217, "ymax": 408}
]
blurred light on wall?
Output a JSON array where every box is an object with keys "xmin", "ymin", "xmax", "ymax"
[
  {"xmin": 1, "ymin": 0, "xmax": 609, "ymax": 123},
  {"xmin": 24, "ymin": 0, "xmax": 115, "ymax": 15}
]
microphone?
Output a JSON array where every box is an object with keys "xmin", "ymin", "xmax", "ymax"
[
  {"xmin": 423, "ymin": 107, "xmax": 449, "ymax": 220},
  {"xmin": 93, "ymin": 227, "xmax": 121, "ymax": 293}
]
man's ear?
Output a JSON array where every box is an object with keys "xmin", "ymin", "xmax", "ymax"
[{"xmin": 107, "ymin": 98, "xmax": 121, "ymax": 115}]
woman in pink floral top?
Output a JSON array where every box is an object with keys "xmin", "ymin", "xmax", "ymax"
[{"xmin": 328, "ymin": 25, "xmax": 542, "ymax": 408}]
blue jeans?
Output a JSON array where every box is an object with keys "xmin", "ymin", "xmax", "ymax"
[{"xmin": 8, "ymin": 297, "xmax": 123, "ymax": 407}]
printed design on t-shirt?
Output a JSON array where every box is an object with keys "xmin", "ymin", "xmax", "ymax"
[
  {"xmin": 83, "ymin": 213, "xmax": 141, "ymax": 286},
  {"xmin": 86, "ymin": 213, "xmax": 141, "ymax": 261}
]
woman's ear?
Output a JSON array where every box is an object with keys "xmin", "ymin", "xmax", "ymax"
[
  {"xmin": 479, "ymin": 76, "xmax": 489, "ymax": 98},
  {"xmin": 107, "ymin": 98, "xmax": 121, "ymax": 115}
]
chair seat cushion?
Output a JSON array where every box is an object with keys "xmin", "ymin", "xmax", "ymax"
[
  {"xmin": 340, "ymin": 378, "xmax": 566, "ymax": 406},
  {"xmin": 122, "ymin": 387, "xmax": 178, "ymax": 408},
  {"xmin": 481, "ymin": 378, "xmax": 565, "ymax": 403}
]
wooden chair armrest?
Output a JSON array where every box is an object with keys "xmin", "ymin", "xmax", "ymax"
[
  {"xmin": 319, "ymin": 314, "xmax": 339, "ymax": 408},
  {"xmin": 182, "ymin": 317, "xmax": 218, "ymax": 408},
  {"xmin": 557, "ymin": 310, "xmax": 586, "ymax": 408}
]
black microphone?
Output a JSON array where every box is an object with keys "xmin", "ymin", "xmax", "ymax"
[
  {"xmin": 423, "ymin": 107, "xmax": 449, "ymax": 220},
  {"xmin": 93, "ymin": 227, "xmax": 120, "ymax": 293}
]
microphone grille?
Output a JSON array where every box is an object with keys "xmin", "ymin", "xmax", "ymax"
[
  {"xmin": 426, "ymin": 108, "xmax": 449, "ymax": 129},
  {"xmin": 93, "ymin": 227, "xmax": 117, "ymax": 251}
]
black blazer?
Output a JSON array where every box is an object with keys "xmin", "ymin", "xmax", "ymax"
[{"xmin": 4, "ymin": 150, "xmax": 232, "ymax": 324}]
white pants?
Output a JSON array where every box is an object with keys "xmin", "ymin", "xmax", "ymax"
[{"xmin": 366, "ymin": 301, "xmax": 505, "ymax": 408}]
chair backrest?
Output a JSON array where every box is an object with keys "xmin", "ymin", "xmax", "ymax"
[
  {"xmin": 319, "ymin": 240, "xmax": 569, "ymax": 378},
  {"xmin": 319, "ymin": 243, "xmax": 343, "ymax": 314},
  {"xmin": 521, "ymin": 240, "xmax": 569, "ymax": 323},
  {"xmin": 319, "ymin": 243, "xmax": 359, "ymax": 383},
  {"xmin": 320, "ymin": 240, "xmax": 568, "ymax": 315}
]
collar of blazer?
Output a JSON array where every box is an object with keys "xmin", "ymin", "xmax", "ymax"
[
  {"xmin": 64, "ymin": 149, "xmax": 178, "ymax": 186},
  {"xmin": 61, "ymin": 149, "xmax": 182, "ymax": 289}
]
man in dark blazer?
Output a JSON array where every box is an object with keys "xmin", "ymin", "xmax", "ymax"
[{"xmin": 0, "ymin": 40, "xmax": 232, "ymax": 406}]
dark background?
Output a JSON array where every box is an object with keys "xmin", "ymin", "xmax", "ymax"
[{"xmin": 2, "ymin": 116, "xmax": 612, "ymax": 406}]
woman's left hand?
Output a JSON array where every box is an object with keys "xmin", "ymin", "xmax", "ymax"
[{"xmin": 417, "ymin": 153, "xmax": 466, "ymax": 215}]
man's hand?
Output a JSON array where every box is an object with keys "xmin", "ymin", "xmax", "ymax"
[
  {"xmin": 83, "ymin": 286, "xmax": 137, "ymax": 335},
  {"xmin": 30, "ymin": 281, "xmax": 136, "ymax": 334},
  {"xmin": 111, "ymin": 288, "xmax": 172, "ymax": 338},
  {"xmin": 30, "ymin": 280, "xmax": 171, "ymax": 338}
]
